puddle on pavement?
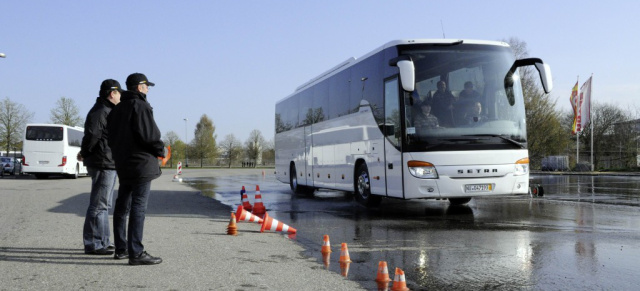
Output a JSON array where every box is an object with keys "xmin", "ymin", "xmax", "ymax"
[{"xmin": 184, "ymin": 178, "xmax": 218, "ymax": 199}]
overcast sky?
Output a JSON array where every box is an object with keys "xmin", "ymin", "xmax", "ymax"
[{"xmin": 1, "ymin": 1, "xmax": 638, "ymax": 142}]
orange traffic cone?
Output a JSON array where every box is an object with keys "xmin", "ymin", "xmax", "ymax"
[
  {"xmin": 226, "ymin": 212, "xmax": 238, "ymax": 236},
  {"xmin": 260, "ymin": 212, "xmax": 297, "ymax": 234},
  {"xmin": 240, "ymin": 186, "xmax": 253, "ymax": 212},
  {"xmin": 235, "ymin": 205, "xmax": 263, "ymax": 224},
  {"xmin": 340, "ymin": 261, "xmax": 351, "ymax": 277},
  {"xmin": 375, "ymin": 261, "xmax": 392, "ymax": 283},
  {"xmin": 252, "ymin": 185, "xmax": 266, "ymax": 217},
  {"xmin": 391, "ymin": 267, "xmax": 409, "ymax": 291},
  {"xmin": 339, "ymin": 243, "xmax": 351, "ymax": 263},
  {"xmin": 321, "ymin": 235, "xmax": 332, "ymax": 254}
]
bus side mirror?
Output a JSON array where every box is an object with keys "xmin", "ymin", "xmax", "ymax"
[
  {"xmin": 389, "ymin": 55, "xmax": 415, "ymax": 92},
  {"xmin": 504, "ymin": 58, "xmax": 553, "ymax": 105},
  {"xmin": 534, "ymin": 62, "xmax": 553, "ymax": 93}
]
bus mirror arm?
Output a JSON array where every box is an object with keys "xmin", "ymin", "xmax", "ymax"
[
  {"xmin": 389, "ymin": 55, "xmax": 415, "ymax": 92},
  {"xmin": 503, "ymin": 58, "xmax": 553, "ymax": 106}
]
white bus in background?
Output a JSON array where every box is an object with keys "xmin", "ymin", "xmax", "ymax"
[
  {"xmin": 275, "ymin": 39, "xmax": 552, "ymax": 206},
  {"xmin": 22, "ymin": 124, "xmax": 88, "ymax": 179}
]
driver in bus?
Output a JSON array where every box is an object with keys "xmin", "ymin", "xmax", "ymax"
[
  {"xmin": 463, "ymin": 101, "xmax": 488, "ymax": 124},
  {"xmin": 413, "ymin": 101, "xmax": 439, "ymax": 129}
]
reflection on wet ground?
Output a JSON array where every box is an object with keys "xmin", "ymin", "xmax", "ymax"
[
  {"xmin": 187, "ymin": 174, "xmax": 640, "ymax": 290},
  {"xmin": 530, "ymin": 174, "xmax": 640, "ymax": 207}
]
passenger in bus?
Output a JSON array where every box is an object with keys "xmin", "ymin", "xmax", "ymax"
[
  {"xmin": 413, "ymin": 101, "xmax": 439, "ymax": 129},
  {"xmin": 79, "ymin": 79, "xmax": 122, "ymax": 255},
  {"xmin": 464, "ymin": 101, "xmax": 489, "ymax": 124},
  {"xmin": 459, "ymin": 81, "xmax": 481, "ymax": 99},
  {"xmin": 431, "ymin": 81, "xmax": 456, "ymax": 126}
]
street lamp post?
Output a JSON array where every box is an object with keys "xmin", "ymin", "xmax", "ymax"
[{"xmin": 183, "ymin": 118, "xmax": 188, "ymax": 167}]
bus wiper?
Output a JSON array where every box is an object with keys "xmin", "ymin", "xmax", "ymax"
[{"xmin": 463, "ymin": 134, "xmax": 525, "ymax": 149}]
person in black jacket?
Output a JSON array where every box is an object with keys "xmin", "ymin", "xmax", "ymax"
[
  {"xmin": 79, "ymin": 79, "xmax": 122, "ymax": 255},
  {"xmin": 108, "ymin": 73, "xmax": 165, "ymax": 265}
]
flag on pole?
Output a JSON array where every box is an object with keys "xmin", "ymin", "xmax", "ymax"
[
  {"xmin": 578, "ymin": 76, "xmax": 592, "ymax": 132},
  {"xmin": 570, "ymin": 81, "xmax": 579, "ymax": 135}
]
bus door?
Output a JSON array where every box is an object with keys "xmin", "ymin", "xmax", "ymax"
[
  {"xmin": 383, "ymin": 77, "xmax": 403, "ymax": 198},
  {"xmin": 304, "ymin": 125, "xmax": 313, "ymax": 187}
]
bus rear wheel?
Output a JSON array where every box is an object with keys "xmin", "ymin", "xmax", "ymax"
[
  {"xmin": 449, "ymin": 197, "xmax": 472, "ymax": 205},
  {"xmin": 66, "ymin": 165, "xmax": 79, "ymax": 179},
  {"xmin": 290, "ymin": 164, "xmax": 313, "ymax": 195},
  {"xmin": 355, "ymin": 163, "xmax": 381, "ymax": 207}
]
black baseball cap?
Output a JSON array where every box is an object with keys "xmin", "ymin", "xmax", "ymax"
[
  {"xmin": 99, "ymin": 79, "xmax": 123, "ymax": 97},
  {"xmin": 126, "ymin": 73, "xmax": 155, "ymax": 88}
]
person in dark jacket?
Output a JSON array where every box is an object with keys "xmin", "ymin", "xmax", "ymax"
[
  {"xmin": 108, "ymin": 73, "xmax": 164, "ymax": 265},
  {"xmin": 79, "ymin": 79, "xmax": 122, "ymax": 255}
]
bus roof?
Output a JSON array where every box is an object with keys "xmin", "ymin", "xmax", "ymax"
[{"xmin": 279, "ymin": 39, "xmax": 509, "ymax": 104}]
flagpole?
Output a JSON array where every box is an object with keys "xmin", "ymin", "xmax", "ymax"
[
  {"xmin": 590, "ymin": 74, "xmax": 594, "ymax": 171},
  {"xmin": 576, "ymin": 76, "xmax": 580, "ymax": 165}
]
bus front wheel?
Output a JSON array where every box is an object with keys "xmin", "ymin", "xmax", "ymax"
[
  {"xmin": 449, "ymin": 197, "xmax": 472, "ymax": 205},
  {"xmin": 355, "ymin": 163, "xmax": 382, "ymax": 207}
]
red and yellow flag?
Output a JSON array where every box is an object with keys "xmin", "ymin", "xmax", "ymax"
[{"xmin": 570, "ymin": 81, "xmax": 579, "ymax": 135}]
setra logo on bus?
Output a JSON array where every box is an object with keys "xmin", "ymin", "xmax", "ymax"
[{"xmin": 457, "ymin": 169, "xmax": 499, "ymax": 174}]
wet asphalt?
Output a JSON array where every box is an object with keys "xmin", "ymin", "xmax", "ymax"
[{"xmin": 188, "ymin": 171, "xmax": 640, "ymax": 290}]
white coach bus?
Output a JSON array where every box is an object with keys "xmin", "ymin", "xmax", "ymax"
[
  {"xmin": 275, "ymin": 39, "xmax": 552, "ymax": 206},
  {"xmin": 22, "ymin": 124, "xmax": 88, "ymax": 179}
]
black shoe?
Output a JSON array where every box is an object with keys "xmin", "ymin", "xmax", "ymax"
[
  {"xmin": 114, "ymin": 251, "xmax": 128, "ymax": 260},
  {"xmin": 128, "ymin": 251, "xmax": 162, "ymax": 265},
  {"xmin": 85, "ymin": 248, "xmax": 114, "ymax": 255}
]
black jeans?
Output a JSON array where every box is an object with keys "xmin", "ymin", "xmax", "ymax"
[{"xmin": 113, "ymin": 181, "xmax": 151, "ymax": 258}]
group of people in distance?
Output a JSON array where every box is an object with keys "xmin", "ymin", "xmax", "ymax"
[
  {"xmin": 79, "ymin": 73, "xmax": 165, "ymax": 266},
  {"xmin": 412, "ymin": 80, "xmax": 488, "ymax": 129}
]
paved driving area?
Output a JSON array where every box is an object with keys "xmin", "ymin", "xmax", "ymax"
[{"xmin": 0, "ymin": 169, "xmax": 363, "ymax": 290}]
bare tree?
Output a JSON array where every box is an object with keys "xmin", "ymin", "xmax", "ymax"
[
  {"xmin": 191, "ymin": 114, "xmax": 217, "ymax": 167},
  {"xmin": 50, "ymin": 97, "xmax": 83, "ymax": 126},
  {"xmin": 504, "ymin": 37, "xmax": 569, "ymax": 169},
  {"xmin": 580, "ymin": 102, "xmax": 633, "ymax": 169},
  {"xmin": 219, "ymin": 134, "xmax": 243, "ymax": 168},
  {"xmin": 261, "ymin": 139, "xmax": 275, "ymax": 166},
  {"xmin": 0, "ymin": 97, "xmax": 34, "ymax": 156},
  {"xmin": 245, "ymin": 129, "xmax": 265, "ymax": 167}
]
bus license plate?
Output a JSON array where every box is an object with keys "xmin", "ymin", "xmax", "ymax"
[
  {"xmin": 465, "ymin": 184, "xmax": 492, "ymax": 193},
  {"xmin": 39, "ymin": 161, "xmax": 49, "ymax": 165}
]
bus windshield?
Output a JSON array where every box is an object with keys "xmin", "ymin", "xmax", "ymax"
[{"xmin": 400, "ymin": 44, "xmax": 527, "ymax": 152}]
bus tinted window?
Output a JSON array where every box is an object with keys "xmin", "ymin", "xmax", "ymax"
[
  {"xmin": 328, "ymin": 69, "xmax": 350, "ymax": 119},
  {"xmin": 25, "ymin": 126, "xmax": 64, "ymax": 141},
  {"xmin": 350, "ymin": 53, "xmax": 384, "ymax": 123},
  {"xmin": 312, "ymin": 81, "xmax": 329, "ymax": 123},
  {"xmin": 67, "ymin": 128, "xmax": 83, "ymax": 147}
]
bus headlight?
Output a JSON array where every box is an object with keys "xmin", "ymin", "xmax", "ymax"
[
  {"xmin": 408, "ymin": 161, "xmax": 438, "ymax": 179},
  {"xmin": 514, "ymin": 158, "xmax": 529, "ymax": 176}
]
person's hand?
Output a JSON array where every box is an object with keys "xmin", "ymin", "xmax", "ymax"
[{"xmin": 77, "ymin": 153, "xmax": 83, "ymax": 161}]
